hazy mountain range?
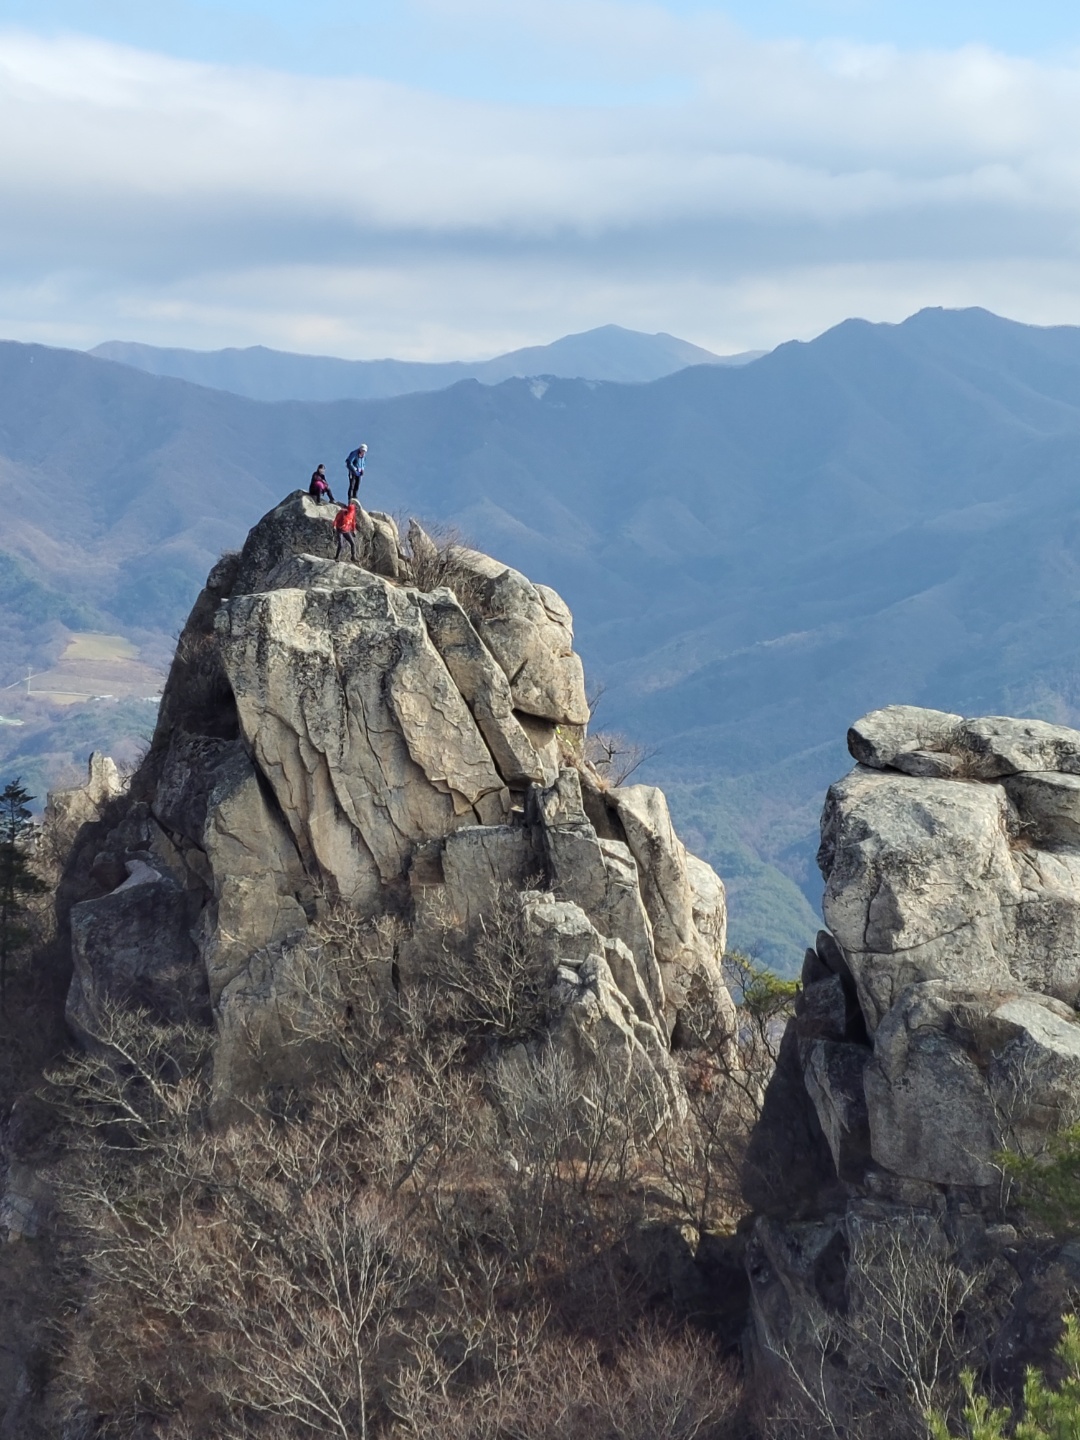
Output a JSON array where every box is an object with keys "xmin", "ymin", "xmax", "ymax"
[
  {"xmin": 90, "ymin": 325, "xmax": 763, "ymax": 403},
  {"xmin": 4, "ymin": 305, "xmax": 1080, "ymax": 971}
]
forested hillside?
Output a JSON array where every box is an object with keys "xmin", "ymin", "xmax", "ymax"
[{"xmin": 5, "ymin": 305, "xmax": 1080, "ymax": 969}]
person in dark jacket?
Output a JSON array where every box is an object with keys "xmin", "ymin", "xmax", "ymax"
[
  {"xmin": 346, "ymin": 444, "xmax": 368, "ymax": 502},
  {"xmin": 309, "ymin": 464, "xmax": 335, "ymax": 504},
  {"xmin": 334, "ymin": 500, "xmax": 359, "ymax": 562}
]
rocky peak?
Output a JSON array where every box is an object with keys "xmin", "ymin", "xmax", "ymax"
[
  {"xmin": 745, "ymin": 703, "xmax": 1080, "ymax": 1387},
  {"xmin": 55, "ymin": 492, "xmax": 733, "ymax": 1115}
]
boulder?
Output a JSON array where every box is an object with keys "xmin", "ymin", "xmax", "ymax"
[
  {"xmin": 746, "ymin": 707, "xmax": 1080, "ymax": 1391},
  {"xmin": 846, "ymin": 704, "xmax": 1080, "ymax": 781},
  {"xmin": 802, "ymin": 1040, "xmax": 871, "ymax": 1180},
  {"xmin": 532, "ymin": 769, "xmax": 666, "ymax": 1026},
  {"xmin": 847, "ymin": 704, "xmax": 963, "ymax": 771},
  {"xmin": 959, "ymin": 716, "xmax": 1080, "ymax": 780},
  {"xmin": 216, "ymin": 581, "xmax": 506, "ymax": 905},
  {"xmin": 1003, "ymin": 771, "xmax": 1080, "ymax": 847},
  {"xmin": 865, "ymin": 983, "xmax": 1080, "ymax": 1188},
  {"xmin": 449, "ymin": 548, "xmax": 589, "ymax": 725},
  {"xmin": 43, "ymin": 752, "xmax": 124, "ymax": 855},
  {"xmin": 415, "ymin": 588, "xmax": 546, "ymax": 787},
  {"xmin": 526, "ymin": 895, "xmax": 686, "ymax": 1132},
  {"xmin": 820, "ymin": 762, "xmax": 1080, "ymax": 1027},
  {"xmin": 610, "ymin": 783, "xmax": 734, "ymax": 1040},
  {"xmin": 436, "ymin": 824, "xmax": 541, "ymax": 929},
  {"xmin": 67, "ymin": 865, "xmax": 207, "ymax": 1035},
  {"xmin": 261, "ymin": 551, "xmax": 383, "ymax": 594},
  {"xmin": 232, "ymin": 492, "xmax": 400, "ymax": 593},
  {"xmin": 193, "ymin": 742, "xmax": 310, "ymax": 1000},
  {"xmin": 515, "ymin": 712, "xmax": 561, "ymax": 787},
  {"xmin": 819, "ymin": 767, "xmax": 1020, "ymax": 1028}
]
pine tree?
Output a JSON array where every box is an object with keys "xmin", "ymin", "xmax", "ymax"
[
  {"xmin": 0, "ymin": 779, "xmax": 47, "ymax": 1013},
  {"xmin": 930, "ymin": 1313, "xmax": 1080, "ymax": 1439}
]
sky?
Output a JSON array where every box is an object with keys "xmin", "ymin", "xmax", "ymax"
[{"xmin": 3, "ymin": 1, "xmax": 1080, "ymax": 359}]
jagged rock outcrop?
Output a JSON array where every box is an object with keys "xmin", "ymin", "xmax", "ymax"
[
  {"xmin": 53, "ymin": 493, "xmax": 733, "ymax": 1124},
  {"xmin": 745, "ymin": 704, "xmax": 1080, "ymax": 1391}
]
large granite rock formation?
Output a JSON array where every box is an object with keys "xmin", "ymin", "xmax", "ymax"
[
  {"xmin": 745, "ymin": 705, "xmax": 1080, "ymax": 1395},
  {"xmin": 54, "ymin": 493, "xmax": 733, "ymax": 1123}
]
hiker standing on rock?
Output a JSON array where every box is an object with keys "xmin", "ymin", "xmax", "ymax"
[
  {"xmin": 309, "ymin": 464, "xmax": 336, "ymax": 504},
  {"xmin": 334, "ymin": 500, "xmax": 360, "ymax": 563},
  {"xmin": 346, "ymin": 444, "xmax": 368, "ymax": 502}
]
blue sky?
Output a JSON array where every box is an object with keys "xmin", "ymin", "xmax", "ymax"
[
  {"xmin": 2, "ymin": 1, "xmax": 1080, "ymax": 357},
  {"xmin": 4, "ymin": 1, "xmax": 1080, "ymax": 83}
]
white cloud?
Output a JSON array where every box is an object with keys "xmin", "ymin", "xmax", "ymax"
[{"xmin": 3, "ymin": 15, "xmax": 1080, "ymax": 355}]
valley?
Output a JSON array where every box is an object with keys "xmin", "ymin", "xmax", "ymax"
[{"xmin": 5, "ymin": 305, "xmax": 1080, "ymax": 970}]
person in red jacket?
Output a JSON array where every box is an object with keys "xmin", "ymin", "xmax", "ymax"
[{"xmin": 333, "ymin": 500, "xmax": 359, "ymax": 562}]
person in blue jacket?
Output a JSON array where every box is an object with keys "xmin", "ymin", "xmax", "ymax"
[{"xmin": 346, "ymin": 444, "xmax": 368, "ymax": 502}]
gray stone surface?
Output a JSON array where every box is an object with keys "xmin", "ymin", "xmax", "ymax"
[
  {"xmin": 747, "ymin": 708, "xmax": 1080, "ymax": 1388},
  {"xmin": 415, "ymin": 587, "xmax": 546, "ymax": 787},
  {"xmin": 449, "ymin": 547, "xmax": 589, "ymax": 725},
  {"xmin": 232, "ymin": 491, "xmax": 400, "ymax": 593},
  {"xmin": 56, "ymin": 494, "xmax": 735, "ymax": 1120},
  {"xmin": 525, "ymin": 895, "xmax": 687, "ymax": 1132},
  {"xmin": 67, "ymin": 868, "xmax": 206, "ymax": 1034},
  {"xmin": 819, "ymin": 760, "xmax": 1080, "ymax": 1027},
  {"xmin": 43, "ymin": 751, "xmax": 124, "ymax": 856},
  {"xmin": 437, "ymin": 824, "xmax": 541, "ymax": 928},
  {"xmin": 1003, "ymin": 771, "xmax": 1080, "ymax": 847},
  {"xmin": 960, "ymin": 715, "xmax": 1080, "ymax": 779},
  {"xmin": 847, "ymin": 704, "xmax": 1080, "ymax": 781},
  {"xmin": 611, "ymin": 783, "xmax": 734, "ymax": 1040},
  {"xmin": 847, "ymin": 704, "xmax": 963, "ymax": 770},
  {"xmin": 863, "ymin": 982, "xmax": 1080, "ymax": 1187},
  {"xmin": 217, "ymin": 580, "xmax": 506, "ymax": 906}
]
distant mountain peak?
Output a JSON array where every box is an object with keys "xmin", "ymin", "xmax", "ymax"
[{"xmin": 88, "ymin": 326, "xmax": 765, "ymax": 404}]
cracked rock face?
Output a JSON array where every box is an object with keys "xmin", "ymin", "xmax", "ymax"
[
  {"xmin": 745, "ymin": 704, "xmax": 1080, "ymax": 1388},
  {"xmin": 53, "ymin": 493, "xmax": 732, "ymax": 1121},
  {"xmin": 822, "ymin": 712, "xmax": 1080, "ymax": 1030}
]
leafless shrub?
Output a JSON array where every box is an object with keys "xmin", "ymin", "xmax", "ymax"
[
  {"xmin": 401, "ymin": 518, "xmax": 488, "ymax": 616},
  {"xmin": 584, "ymin": 730, "xmax": 657, "ymax": 787},
  {"xmin": 484, "ymin": 1041, "xmax": 663, "ymax": 1330},
  {"xmin": 42, "ymin": 898, "xmax": 750, "ymax": 1437},
  {"xmin": 651, "ymin": 1054, "xmax": 750, "ymax": 1234},
  {"xmin": 398, "ymin": 1322, "xmax": 739, "ymax": 1440},
  {"xmin": 425, "ymin": 883, "xmax": 554, "ymax": 1044},
  {"xmin": 46, "ymin": 997, "xmax": 706, "ymax": 1436},
  {"xmin": 759, "ymin": 1215, "xmax": 1018, "ymax": 1440},
  {"xmin": 45, "ymin": 1002, "xmax": 493, "ymax": 1438}
]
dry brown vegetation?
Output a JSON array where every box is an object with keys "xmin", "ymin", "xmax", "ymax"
[
  {"xmin": 756, "ymin": 1216, "xmax": 1022, "ymax": 1440},
  {"xmin": 401, "ymin": 519, "xmax": 490, "ymax": 617},
  {"xmin": 36, "ymin": 901, "xmax": 757, "ymax": 1440},
  {"xmin": 583, "ymin": 731, "xmax": 657, "ymax": 788},
  {"xmin": 2, "ymin": 879, "xmax": 1042, "ymax": 1440}
]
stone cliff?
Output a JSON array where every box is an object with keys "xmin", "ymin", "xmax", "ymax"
[
  {"xmin": 746, "ymin": 704, "xmax": 1080, "ymax": 1401},
  {"xmin": 54, "ymin": 493, "xmax": 734, "ymax": 1118},
  {"xmin": 19, "ymin": 503, "xmax": 1080, "ymax": 1432}
]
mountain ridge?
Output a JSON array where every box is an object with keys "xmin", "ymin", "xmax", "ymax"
[
  {"xmin": 88, "ymin": 324, "xmax": 764, "ymax": 402},
  {"xmin": 5, "ymin": 304, "xmax": 1080, "ymax": 969}
]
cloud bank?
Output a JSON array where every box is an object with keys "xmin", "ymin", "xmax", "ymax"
[{"xmin": 3, "ymin": 7, "xmax": 1080, "ymax": 356}]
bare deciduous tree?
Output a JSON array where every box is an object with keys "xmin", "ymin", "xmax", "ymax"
[
  {"xmin": 584, "ymin": 731, "xmax": 657, "ymax": 787},
  {"xmin": 758, "ymin": 1215, "xmax": 1018, "ymax": 1440}
]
